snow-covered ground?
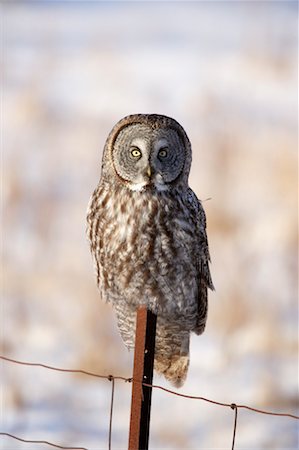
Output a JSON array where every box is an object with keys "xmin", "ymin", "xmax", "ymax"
[{"xmin": 1, "ymin": 2, "xmax": 298, "ymax": 449}]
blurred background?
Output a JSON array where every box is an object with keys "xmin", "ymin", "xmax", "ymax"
[{"xmin": 1, "ymin": 1, "xmax": 298, "ymax": 449}]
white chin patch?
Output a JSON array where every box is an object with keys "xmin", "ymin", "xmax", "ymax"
[
  {"xmin": 154, "ymin": 173, "xmax": 168, "ymax": 192},
  {"xmin": 128, "ymin": 181, "xmax": 148, "ymax": 192},
  {"xmin": 128, "ymin": 177, "xmax": 169, "ymax": 192},
  {"xmin": 154, "ymin": 173, "xmax": 169, "ymax": 191},
  {"xmin": 155, "ymin": 182, "xmax": 169, "ymax": 192}
]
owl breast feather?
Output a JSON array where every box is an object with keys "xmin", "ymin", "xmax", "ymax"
[{"xmin": 88, "ymin": 184, "xmax": 199, "ymax": 326}]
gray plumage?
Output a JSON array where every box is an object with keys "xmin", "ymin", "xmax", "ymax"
[{"xmin": 86, "ymin": 114, "xmax": 214, "ymax": 387}]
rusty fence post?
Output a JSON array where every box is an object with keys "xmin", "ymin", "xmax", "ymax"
[{"xmin": 128, "ymin": 306, "xmax": 157, "ymax": 450}]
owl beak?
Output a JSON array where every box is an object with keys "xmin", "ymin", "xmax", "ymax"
[{"xmin": 146, "ymin": 166, "xmax": 151, "ymax": 178}]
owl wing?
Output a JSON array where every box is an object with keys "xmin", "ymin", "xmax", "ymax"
[{"xmin": 187, "ymin": 189, "xmax": 214, "ymax": 335}]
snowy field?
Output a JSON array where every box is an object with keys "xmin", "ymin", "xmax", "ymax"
[{"xmin": 1, "ymin": 1, "xmax": 298, "ymax": 449}]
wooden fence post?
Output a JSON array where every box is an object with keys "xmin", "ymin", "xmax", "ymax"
[{"xmin": 128, "ymin": 306, "xmax": 157, "ymax": 450}]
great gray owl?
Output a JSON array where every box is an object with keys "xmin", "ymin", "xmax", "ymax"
[{"xmin": 86, "ymin": 114, "xmax": 214, "ymax": 387}]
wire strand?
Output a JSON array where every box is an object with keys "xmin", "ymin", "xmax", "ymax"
[
  {"xmin": 0, "ymin": 355, "xmax": 128, "ymax": 381},
  {"xmin": 142, "ymin": 381, "xmax": 299, "ymax": 420},
  {"xmin": 230, "ymin": 404, "xmax": 238, "ymax": 450},
  {"xmin": 108, "ymin": 375, "xmax": 115, "ymax": 450},
  {"xmin": 0, "ymin": 432, "xmax": 89, "ymax": 450}
]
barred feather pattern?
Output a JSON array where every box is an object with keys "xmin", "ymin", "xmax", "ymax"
[{"xmin": 87, "ymin": 183, "xmax": 213, "ymax": 387}]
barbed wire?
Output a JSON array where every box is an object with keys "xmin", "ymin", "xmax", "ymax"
[{"xmin": 0, "ymin": 354, "xmax": 298, "ymax": 450}]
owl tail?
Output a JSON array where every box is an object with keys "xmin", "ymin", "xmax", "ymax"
[
  {"xmin": 155, "ymin": 354, "xmax": 189, "ymax": 388},
  {"xmin": 154, "ymin": 327, "xmax": 190, "ymax": 388}
]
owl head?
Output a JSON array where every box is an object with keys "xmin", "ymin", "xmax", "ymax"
[{"xmin": 101, "ymin": 114, "xmax": 192, "ymax": 192}]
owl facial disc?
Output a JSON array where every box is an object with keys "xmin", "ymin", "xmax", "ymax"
[{"xmin": 112, "ymin": 124, "xmax": 185, "ymax": 191}]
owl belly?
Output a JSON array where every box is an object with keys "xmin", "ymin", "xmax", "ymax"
[{"xmin": 100, "ymin": 190, "xmax": 198, "ymax": 329}]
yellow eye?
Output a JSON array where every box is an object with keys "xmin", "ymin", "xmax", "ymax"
[
  {"xmin": 158, "ymin": 148, "xmax": 168, "ymax": 158},
  {"xmin": 130, "ymin": 148, "xmax": 142, "ymax": 158}
]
